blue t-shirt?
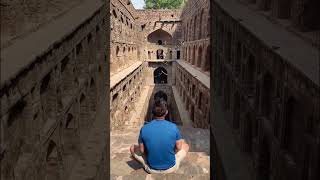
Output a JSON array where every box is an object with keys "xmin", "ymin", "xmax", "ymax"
[{"xmin": 138, "ymin": 120, "xmax": 182, "ymax": 170}]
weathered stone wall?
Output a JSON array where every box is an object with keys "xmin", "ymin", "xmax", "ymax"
[
  {"xmin": 110, "ymin": 64, "xmax": 146, "ymax": 129},
  {"xmin": 175, "ymin": 62, "xmax": 210, "ymax": 128},
  {"xmin": 173, "ymin": 0, "xmax": 210, "ymax": 129},
  {"xmin": 211, "ymin": 0, "xmax": 320, "ymax": 179},
  {"xmin": 110, "ymin": 0, "xmax": 142, "ymax": 75},
  {"xmin": 181, "ymin": 0, "xmax": 210, "ymax": 73},
  {"xmin": 136, "ymin": 9, "xmax": 183, "ymax": 61},
  {"xmin": 0, "ymin": 0, "xmax": 86, "ymax": 48},
  {"xmin": 0, "ymin": 1, "xmax": 108, "ymax": 179}
]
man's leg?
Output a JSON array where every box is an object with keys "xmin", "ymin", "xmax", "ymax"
[
  {"xmin": 130, "ymin": 145, "xmax": 152, "ymax": 173},
  {"xmin": 175, "ymin": 140, "xmax": 189, "ymax": 168}
]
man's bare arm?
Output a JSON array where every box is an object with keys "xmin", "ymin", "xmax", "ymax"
[
  {"xmin": 139, "ymin": 143, "xmax": 145, "ymax": 154},
  {"xmin": 175, "ymin": 139, "xmax": 183, "ymax": 152}
]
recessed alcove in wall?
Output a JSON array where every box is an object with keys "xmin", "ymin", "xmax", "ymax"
[
  {"xmin": 156, "ymin": 49, "xmax": 164, "ymax": 59},
  {"xmin": 147, "ymin": 29, "xmax": 173, "ymax": 45}
]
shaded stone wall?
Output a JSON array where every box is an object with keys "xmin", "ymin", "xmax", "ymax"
[
  {"xmin": 211, "ymin": 0, "xmax": 320, "ymax": 180},
  {"xmin": 0, "ymin": 0, "xmax": 86, "ymax": 48},
  {"xmin": 0, "ymin": 1, "xmax": 108, "ymax": 180},
  {"xmin": 181, "ymin": 0, "xmax": 210, "ymax": 73}
]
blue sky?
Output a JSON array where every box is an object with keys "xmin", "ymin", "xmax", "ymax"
[{"xmin": 131, "ymin": 0, "xmax": 145, "ymax": 9}]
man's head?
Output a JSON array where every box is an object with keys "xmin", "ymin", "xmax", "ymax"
[{"xmin": 152, "ymin": 99, "xmax": 168, "ymax": 119}]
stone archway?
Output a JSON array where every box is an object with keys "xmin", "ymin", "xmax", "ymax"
[
  {"xmin": 79, "ymin": 93, "xmax": 88, "ymax": 139},
  {"xmin": 197, "ymin": 46, "xmax": 203, "ymax": 68},
  {"xmin": 40, "ymin": 73, "xmax": 57, "ymax": 123},
  {"xmin": 199, "ymin": 9, "xmax": 204, "ymax": 38},
  {"xmin": 89, "ymin": 78, "xmax": 97, "ymax": 115},
  {"xmin": 284, "ymin": 96, "xmax": 303, "ymax": 160},
  {"xmin": 154, "ymin": 91, "xmax": 168, "ymax": 101},
  {"xmin": 192, "ymin": 46, "xmax": 196, "ymax": 65},
  {"xmin": 204, "ymin": 45, "xmax": 210, "ymax": 72},
  {"xmin": 154, "ymin": 67, "xmax": 168, "ymax": 84}
]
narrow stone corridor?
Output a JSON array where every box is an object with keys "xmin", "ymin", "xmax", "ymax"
[{"xmin": 110, "ymin": 78, "xmax": 210, "ymax": 179}]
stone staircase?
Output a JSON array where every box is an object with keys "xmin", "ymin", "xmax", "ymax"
[{"xmin": 110, "ymin": 125, "xmax": 210, "ymax": 180}]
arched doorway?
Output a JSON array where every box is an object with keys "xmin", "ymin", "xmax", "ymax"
[
  {"xmin": 45, "ymin": 140, "xmax": 60, "ymax": 180},
  {"xmin": 79, "ymin": 94, "xmax": 88, "ymax": 139},
  {"xmin": 261, "ymin": 73, "xmax": 274, "ymax": 119},
  {"xmin": 148, "ymin": 51, "xmax": 151, "ymax": 60},
  {"xmin": 192, "ymin": 46, "xmax": 196, "ymax": 65},
  {"xmin": 154, "ymin": 91, "xmax": 168, "ymax": 101},
  {"xmin": 197, "ymin": 46, "xmax": 203, "ymax": 68},
  {"xmin": 157, "ymin": 49, "xmax": 164, "ymax": 59},
  {"xmin": 89, "ymin": 78, "xmax": 97, "ymax": 113},
  {"xmin": 40, "ymin": 73, "xmax": 57, "ymax": 123},
  {"xmin": 154, "ymin": 67, "xmax": 168, "ymax": 84},
  {"xmin": 204, "ymin": 45, "xmax": 210, "ymax": 72},
  {"xmin": 284, "ymin": 96, "xmax": 302, "ymax": 159}
]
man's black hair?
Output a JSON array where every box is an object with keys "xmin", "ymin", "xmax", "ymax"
[{"xmin": 152, "ymin": 98, "xmax": 167, "ymax": 117}]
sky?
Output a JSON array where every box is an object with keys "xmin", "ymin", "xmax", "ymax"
[{"xmin": 131, "ymin": 0, "xmax": 145, "ymax": 9}]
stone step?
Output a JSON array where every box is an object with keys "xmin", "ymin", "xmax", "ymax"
[
  {"xmin": 111, "ymin": 152, "xmax": 209, "ymax": 177},
  {"xmin": 111, "ymin": 126, "xmax": 210, "ymax": 179}
]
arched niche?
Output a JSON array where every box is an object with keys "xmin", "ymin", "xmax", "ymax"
[{"xmin": 147, "ymin": 29, "xmax": 173, "ymax": 45}]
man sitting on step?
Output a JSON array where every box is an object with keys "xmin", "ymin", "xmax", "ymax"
[{"xmin": 130, "ymin": 99, "xmax": 190, "ymax": 174}]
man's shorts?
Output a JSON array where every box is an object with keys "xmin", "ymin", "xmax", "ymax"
[{"xmin": 132, "ymin": 149, "xmax": 187, "ymax": 174}]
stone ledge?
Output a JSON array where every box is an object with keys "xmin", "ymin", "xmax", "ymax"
[
  {"xmin": 1, "ymin": 0, "xmax": 104, "ymax": 86},
  {"xmin": 214, "ymin": 0, "xmax": 319, "ymax": 85}
]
